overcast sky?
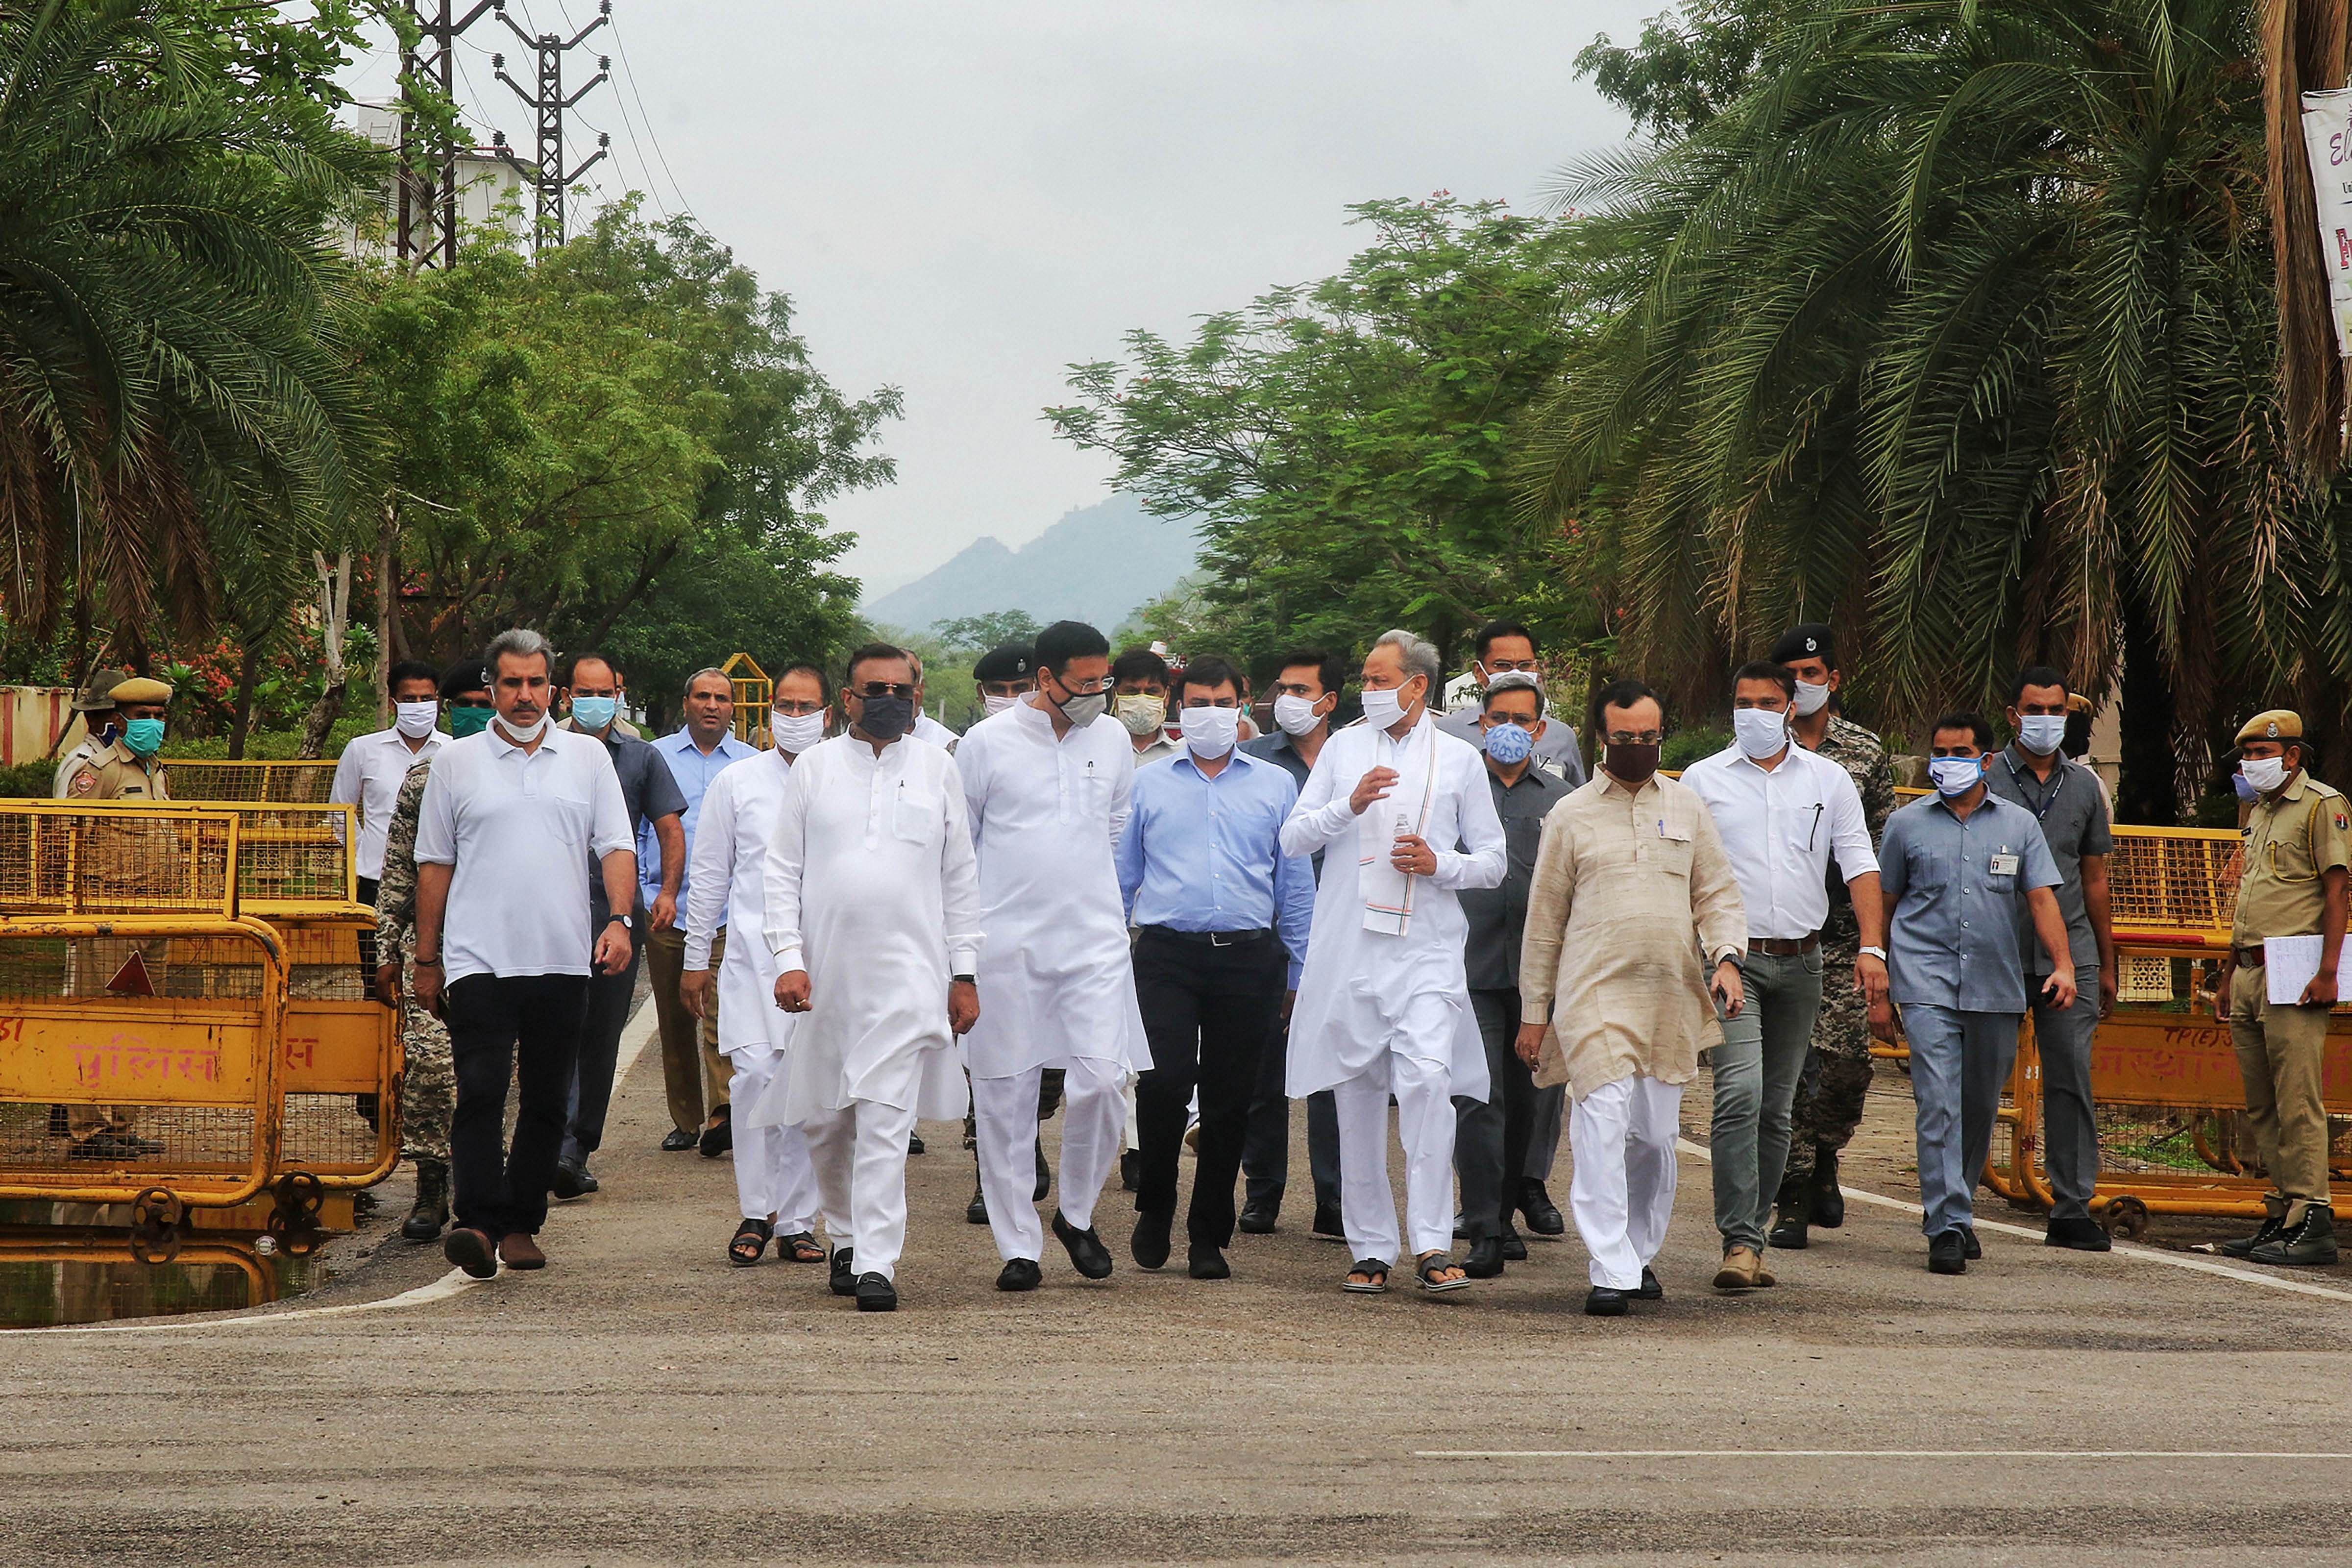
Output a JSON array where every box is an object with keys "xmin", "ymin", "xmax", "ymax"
[{"xmin": 351, "ymin": 1, "xmax": 1655, "ymax": 594}]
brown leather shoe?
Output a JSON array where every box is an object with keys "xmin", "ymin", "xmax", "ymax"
[
  {"xmin": 497, "ymin": 1231, "xmax": 546, "ymax": 1270},
  {"xmin": 1712, "ymin": 1245, "xmax": 1763, "ymax": 1290}
]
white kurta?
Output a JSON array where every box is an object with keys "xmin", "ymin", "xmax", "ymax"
[
  {"xmin": 1279, "ymin": 713, "xmax": 1508, "ymax": 1102},
  {"xmin": 953, "ymin": 695, "xmax": 1150, "ymax": 1078},
  {"xmin": 683, "ymin": 745, "xmax": 796, "ymax": 1056},
  {"xmin": 755, "ymin": 734, "xmax": 979, "ymax": 1127}
]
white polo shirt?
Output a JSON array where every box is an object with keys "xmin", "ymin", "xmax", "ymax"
[
  {"xmin": 331, "ymin": 726, "xmax": 449, "ymax": 880},
  {"xmin": 413, "ymin": 723, "xmax": 635, "ymax": 983},
  {"xmin": 1683, "ymin": 739, "xmax": 1878, "ymax": 941}
]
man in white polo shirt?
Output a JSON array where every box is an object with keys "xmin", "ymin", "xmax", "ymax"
[
  {"xmin": 411, "ymin": 628, "xmax": 637, "ymax": 1279},
  {"xmin": 329, "ymin": 660, "xmax": 449, "ymax": 906}
]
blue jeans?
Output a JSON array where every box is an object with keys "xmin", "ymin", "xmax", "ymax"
[
  {"xmin": 1901, "ymin": 1002, "xmax": 2022, "ymax": 1237},
  {"xmin": 1709, "ymin": 947, "xmax": 1824, "ymax": 1251}
]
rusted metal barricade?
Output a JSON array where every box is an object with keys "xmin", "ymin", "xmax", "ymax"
[{"xmin": 159, "ymin": 758, "xmax": 337, "ymax": 804}]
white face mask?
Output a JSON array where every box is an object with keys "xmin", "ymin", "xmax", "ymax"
[
  {"xmin": 1929, "ymin": 755, "xmax": 1984, "ymax": 797},
  {"xmin": 1732, "ymin": 708, "xmax": 1788, "ymax": 760},
  {"xmin": 1272, "ymin": 693, "xmax": 1324, "ymax": 737},
  {"xmin": 1178, "ymin": 704, "xmax": 1240, "ymax": 759},
  {"xmin": 494, "ymin": 713, "xmax": 549, "ymax": 746},
  {"xmin": 2015, "ymin": 713, "xmax": 2067, "ymax": 756},
  {"xmin": 394, "ymin": 700, "xmax": 439, "ymax": 739},
  {"xmin": 1360, "ymin": 686, "xmax": 1417, "ymax": 731},
  {"xmin": 771, "ymin": 710, "xmax": 825, "ymax": 754},
  {"xmin": 2241, "ymin": 756, "xmax": 2289, "ymax": 795},
  {"xmin": 981, "ymin": 692, "xmax": 1019, "ymax": 717},
  {"xmin": 1791, "ymin": 680, "xmax": 1831, "ymax": 717}
]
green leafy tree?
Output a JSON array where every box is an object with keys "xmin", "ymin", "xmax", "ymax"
[
  {"xmin": 930, "ymin": 609, "xmax": 1042, "ymax": 651},
  {"xmin": 1575, "ymin": 0, "xmax": 1787, "ymax": 139}
]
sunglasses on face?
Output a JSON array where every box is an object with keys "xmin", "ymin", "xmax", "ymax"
[{"xmin": 855, "ymin": 682, "xmax": 915, "ymax": 700}]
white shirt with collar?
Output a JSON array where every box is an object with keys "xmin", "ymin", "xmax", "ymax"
[
  {"xmin": 1682, "ymin": 738, "xmax": 1877, "ymax": 941},
  {"xmin": 331, "ymin": 726, "xmax": 450, "ymax": 881},
  {"xmin": 412, "ymin": 721, "xmax": 635, "ymax": 984}
]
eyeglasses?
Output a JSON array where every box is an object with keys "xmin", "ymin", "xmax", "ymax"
[
  {"xmin": 773, "ymin": 699, "xmax": 827, "ymax": 717},
  {"xmin": 1058, "ymin": 676, "xmax": 1112, "ymax": 697},
  {"xmin": 1484, "ymin": 659, "xmax": 1539, "ymax": 674},
  {"xmin": 856, "ymin": 682, "xmax": 915, "ymax": 700},
  {"xmin": 1604, "ymin": 731, "xmax": 1665, "ymax": 746}
]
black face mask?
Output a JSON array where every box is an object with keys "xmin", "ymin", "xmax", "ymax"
[
  {"xmin": 1605, "ymin": 743, "xmax": 1661, "ymax": 784},
  {"xmin": 856, "ymin": 692, "xmax": 915, "ymax": 742}
]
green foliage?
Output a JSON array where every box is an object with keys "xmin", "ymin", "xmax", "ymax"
[
  {"xmin": 1575, "ymin": 0, "xmax": 1785, "ymax": 140},
  {"xmin": 1049, "ymin": 196, "xmax": 1597, "ymax": 677},
  {"xmin": 0, "ymin": 759, "xmax": 50, "ymax": 799},
  {"xmin": 931, "ymin": 610, "xmax": 1042, "ymax": 652}
]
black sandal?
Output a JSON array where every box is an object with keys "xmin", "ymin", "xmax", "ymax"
[
  {"xmin": 776, "ymin": 1230, "xmax": 826, "ymax": 1264},
  {"xmin": 1416, "ymin": 1250, "xmax": 1471, "ymax": 1292},
  {"xmin": 728, "ymin": 1217, "xmax": 773, "ymax": 1267},
  {"xmin": 1342, "ymin": 1258, "xmax": 1390, "ymax": 1294}
]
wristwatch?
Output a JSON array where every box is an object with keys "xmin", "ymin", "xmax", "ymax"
[
  {"xmin": 952, "ymin": 972, "xmax": 976, "ymax": 984},
  {"xmin": 1859, "ymin": 945, "xmax": 1888, "ymax": 961},
  {"xmin": 606, "ymin": 913, "xmax": 633, "ymax": 930}
]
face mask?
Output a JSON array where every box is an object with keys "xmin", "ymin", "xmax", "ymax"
[
  {"xmin": 856, "ymin": 692, "xmax": 915, "ymax": 742},
  {"xmin": 1178, "ymin": 704, "xmax": 1239, "ymax": 759},
  {"xmin": 2015, "ymin": 714, "xmax": 2066, "ymax": 756},
  {"xmin": 447, "ymin": 705, "xmax": 492, "ymax": 739},
  {"xmin": 981, "ymin": 692, "xmax": 1019, "ymax": 717},
  {"xmin": 1117, "ymin": 693, "xmax": 1167, "ymax": 738},
  {"xmin": 569, "ymin": 695, "xmax": 618, "ymax": 733},
  {"xmin": 121, "ymin": 717, "xmax": 164, "ymax": 757},
  {"xmin": 394, "ymin": 700, "xmax": 439, "ymax": 739},
  {"xmin": 2232, "ymin": 771, "xmax": 2259, "ymax": 803},
  {"xmin": 1732, "ymin": 708, "xmax": 1788, "ymax": 760},
  {"xmin": 495, "ymin": 712, "xmax": 549, "ymax": 746},
  {"xmin": 1050, "ymin": 685, "xmax": 1107, "ymax": 727},
  {"xmin": 1929, "ymin": 755, "xmax": 1984, "ymax": 797},
  {"xmin": 1791, "ymin": 680, "xmax": 1831, "ymax": 717},
  {"xmin": 1482, "ymin": 722, "xmax": 1534, "ymax": 766},
  {"xmin": 2241, "ymin": 756, "xmax": 2289, "ymax": 795},
  {"xmin": 1272, "ymin": 693, "xmax": 1323, "ymax": 736},
  {"xmin": 1361, "ymin": 686, "xmax": 1416, "ymax": 730},
  {"xmin": 1604, "ymin": 742, "xmax": 1660, "ymax": 784},
  {"xmin": 771, "ymin": 710, "xmax": 825, "ymax": 753}
]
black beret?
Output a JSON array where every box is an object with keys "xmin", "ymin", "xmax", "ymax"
[
  {"xmin": 973, "ymin": 642, "xmax": 1036, "ymax": 683},
  {"xmin": 440, "ymin": 659, "xmax": 493, "ymax": 700},
  {"xmin": 1767, "ymin": 623, "xmax": 1837, "ymax": 667}
]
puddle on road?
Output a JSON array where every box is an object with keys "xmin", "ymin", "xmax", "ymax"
[{"xmin": 0, "ymin": 1227, "xmax": 325, "ymax": 1329}]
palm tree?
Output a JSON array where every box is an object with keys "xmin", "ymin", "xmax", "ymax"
[
  {"xmin": 0, "ymin": 0, "xmax": 379, "ymax": 674},
  {"xmin": 1522, "ymin": 0, "xmax": 2352, "ymax": 817}
]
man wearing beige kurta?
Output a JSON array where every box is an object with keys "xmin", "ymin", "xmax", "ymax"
[{"xmin": 1518, "ymin": 681, "xmax": 1747, "ymax": 1315}]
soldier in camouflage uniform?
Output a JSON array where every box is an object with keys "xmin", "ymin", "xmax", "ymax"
[
  {"xmin": 372, "ymin": 660, "xmax": 494, "ymax": 1241},
  {"xmin": 1768, "ymin": 625, "xmax": 1897, "ymax": 1248}
]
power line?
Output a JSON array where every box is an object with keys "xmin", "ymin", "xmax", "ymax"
[{"xmin": 604, "ymin": 13, "xmax": 691, "ymax": 219}]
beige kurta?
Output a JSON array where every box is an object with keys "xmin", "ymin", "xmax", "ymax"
[{"xmin": 1518, "ymin": 772, "xmax": 1746, "ymax": 1098}]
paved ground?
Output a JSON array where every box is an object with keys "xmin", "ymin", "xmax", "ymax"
[{"xmin": 7, "ymin": 1007, "xmax": 2352, "ymax": 1566}]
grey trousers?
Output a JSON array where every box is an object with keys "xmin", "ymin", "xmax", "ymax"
[
  {"xmin": 1709, "ymin": 948, "xmax": 1824, "ymax": 1251},
  {"xmin": 1453, "ymin": 988, "xmax": 1537, "ymax": 1240},
  {"xmin": 2029, "ymin": 964, "xmax": 2102, "ymax": 1221},
  {"xmin": 1902, "ymin": 1002, "xmax": 2022, "ymax": 1237},
  {"xmin": 562, "ymin": 918, "xmax": 645, "ymax": 1167}
]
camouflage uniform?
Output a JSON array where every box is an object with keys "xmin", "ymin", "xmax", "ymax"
[
  {"xmin": 1783, "ymin": 713, "xmax": 1897, "ymax": 1181},
  {"xmin": 374, "ymin": 758, "xmax": 454, "ymax": 1165}
]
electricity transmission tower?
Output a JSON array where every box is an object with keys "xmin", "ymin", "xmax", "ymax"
[{"xmin": 492, "ymin": 0, "xmax": 612, "ymax": 252}]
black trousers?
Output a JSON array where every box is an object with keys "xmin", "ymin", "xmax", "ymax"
[
  {"xmin": 445, "ymin": 972, "xmax": 589, "ymax": 1240},
  {"xmin": 1132, "ymin": 927, "xmax": 1288, "ymax": 1249},
  {"xmin": 564, "ymin": 918, "xmax": 645, "ymax": 1165},
  {"xmin": 1453, "ymin": 986, "xmax": 1537, "ymax": 1241},
  {"xmin": 1242, "ymin": 1034, "xmax": 1341, "ymax": 1216}
]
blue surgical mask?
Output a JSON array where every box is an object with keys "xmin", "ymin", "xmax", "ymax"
[
  {"xmin": 1929, "ymin": 755, "xmax": 1984, "ymax": 797},
  {"xmin": 2015, "ymin": 714, "xmax": 2066, "ymax": 756},
  {"xmin": 122, "ymin": 717, "xmax": 164, "ymax": 757},
  {"xmin": 570, "ymin": 695, "xmax": 618, "ymax": 732},
  {"xmin": 1482, "ymin": 722, "xmax": 1534, "ymax": 765}
]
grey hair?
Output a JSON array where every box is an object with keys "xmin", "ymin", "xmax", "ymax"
[
  {"xmin": 483, "ymin": 627, "xmax": 553, "ymax": 676},
  {"xmin": 1373, "ymin": 628, "xmax": 1441, "ymax": 689},
  {"xmin": 683, "ymin": 666, "xmax": 731, "ymax": 700},
  {"xmin": 1481, "ymin": 669, "xmax": 1546, "ymax": 715}
]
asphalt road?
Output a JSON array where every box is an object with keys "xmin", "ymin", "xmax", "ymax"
[{"xmin": 7, "ymin": 1004, "xmax": 2352, "ymax": 1567}]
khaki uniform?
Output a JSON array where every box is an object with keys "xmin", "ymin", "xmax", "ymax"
[
  {"xmin": 50, "ymin": 735, "xmax": 106, "ymax": 799},
  {"xmin": 373, "ymin": 759, "xmax": 455, "ymax": 1165},
  {"xmin": 57, "ymin": 740, "xmax": 171, "ymax": 1141},
  {"xmin": 61, "ymin": 738, "xmax": 168, "ymax": 801},
  {"xmin": 2228, "ymin": 770, "xmax": 2351, "ymax": 1215}
]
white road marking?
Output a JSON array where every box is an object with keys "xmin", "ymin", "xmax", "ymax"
[
  {"xmin": 1417, "ymin": 1449, "xmax": 2352, "ymax": 1461},
  {"xmin": 1674, "ymin": 1136, "xmax": 2352, "ymax": 1306}
]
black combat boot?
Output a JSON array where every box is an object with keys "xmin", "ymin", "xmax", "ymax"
[
  {"xmin": 2250, "ymin": 1204, "xmax": 2340, "ymax": 1268},
  {"xmin": 1810, "ymin": 1142, "xmax": 1845, "ymax": 1229},
  {"xmin": 1768, "ymin": 1171, "xmax": 1810, "ymax": 1250},
  {"xmin": 2219, "ymin": 1202, "xmax": 2288, "ymax": 1259},
  {"xmin": 401, "ymin": 1158, "xmax": 449, "ymax": 1241}
]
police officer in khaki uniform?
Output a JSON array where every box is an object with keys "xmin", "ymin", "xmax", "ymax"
[
  {"xmin": 2216, "ymin": 709, "xmax": 2349, "ymax": 1267},
  {"xmin": 60, "ymin": 674, "xmax": 172, "ymax": 801},
  {"xmin": 51, "ymin": 668, "xmax": 128, "ymax": 797}
]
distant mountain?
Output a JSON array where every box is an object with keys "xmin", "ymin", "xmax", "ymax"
[{"xmin": 862, "ymin": 493, "xmax": 1200, "ymax": 639}]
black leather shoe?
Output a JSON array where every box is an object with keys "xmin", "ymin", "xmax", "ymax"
[
  {"xmin": 1501, "ymin": 1228, "xmax": 1528, "ymax": 1261},
  {"xmin": 1311, "ymin": 1202, "xmax": 1346, "ymax": 1241},
  {"xmin": 2045, "ymin": 1215, "xmax": 2112, "ymax": 1251},
  {"xmin": 829, "ymin": 1248, "xmax": 857, "ymax": 1297},
  {"xmin": 1131, "ymin": 1208, "xmax": 1173, "ymax": 1270},
  {"xmin": 1962, "ymin": 1225, "xmax": 1983, "ymax": 1260},
  {"xmin": 1463, "ymin": 1236, "xmax": 1506, "ymax": 1278},
  {"xmin": 1187, "ymin": 1244, "xmax": 1230, "ymax": 1280},
  {"xmin": 661, "ymin": 1127, "xmax": 698, "ymax": 1152},
  {"xmin": 2221, "ymin": 1211, "xmax": 2287, "ymax": 1258},
  {"xmin": 402, "ymin": 1158, "xmax": 449, "ymax": 1241},
  {"xmin": 1053, "ymin": 1210, "xmax": 1114, "ymax": 1279},
  {"xmin": 1637, "ymin": 1266, "xmax": 1663, "ymax": 1301},
  {"xmin": 854, "ymin": 1272, "xmax": 898, "ymax": 1312},
  {"xmin": 1810, "ymin": 1142, "xmax": 1845, "ymax": 1228},
  {"xmin": 1585, "ymin": 1286, "xmax": 1630, "ymax": 1317},
  {"xmin": 699, "ymin": 1106, "xmax": 733, "ymax": 1158},
  {"xmin": 2250, "ymin": 1204, "xmax": 2340, "ymax": 1267},
  {"xmin": 1768, "ymin": 1202, "xmax": 1809, "ymax": 1250},
  {"xmin": 1120, "ymin": 1149, "xmax": 1140, "ymax": 1192},
  {"xmin": 1452, "ymin": 1211, "xmax": 1469, "ymax": 1241},
  {"xmin": 964, "ymin": 1172, "xmax": 988, "ymax": 1225},
  {"xmin": 1033, "ymin": 1138, "xmax": 1051, "ymax": 1202},
  {"xmin": 996, "ymin": 1257, "xmax": 1042, "ymax": 1292},
  {"xmin": 908, "ymin": 1131, "xmax": 925, "ymax": 1155},
  {"xmin": 1928, "ymin": 1229, "xmax": 1968, "ymax": 1274},
  {"xmin": 549, "ymin": 1158, "xmax": 597, "ymax": 1200},
  {"xmin": 1519, "ymin": 1179, "xmax": 1566, "ymax": 1236},
  {"xmin": 1238, "ymin": 1200, "xmax": 1278, "ymax": 1234}
]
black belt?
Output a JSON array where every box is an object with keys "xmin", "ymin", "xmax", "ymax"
[
  {"xmin": 2234, "ymin": 946, "xmax": 2267, "ymax": 968},
  {"xmin": 1143, "ymin": 925, "xmax": 1272, "ymax": 948}
]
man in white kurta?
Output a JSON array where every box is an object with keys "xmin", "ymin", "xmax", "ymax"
[
  {"xmin": 762, "ymin": 647, "xmax": 980, "ymax": 1311},
  {"xmin": 1281, "ymin": 631, "xmax": 1506, "ymax": 1292},
  {"xmin": 682, "ymin": 676, "xmax": 829, "ymax": 1267},
  {"xmin": 953, "ymin": 619, "xmax": 1151, "ymax": 1290}
]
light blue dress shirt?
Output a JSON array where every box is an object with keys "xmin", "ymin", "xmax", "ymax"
[
  {"xmin": 642, "ymin": 726, "xmax": 760, "ymax": 913},
  {"xmin": 1116, "ymin": 747, "xmax": 1317, "ymax": 987},
  {"xmin": 1880, "ymin": 789, "xmax": 2061, "ymax": 1013}
]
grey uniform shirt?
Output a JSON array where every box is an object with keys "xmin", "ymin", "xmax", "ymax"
[
  {"xmin": 1984, "ymin": 746, "xmax": 2111, "ymax": 976},
  {"xmin": 587, "ymin": 728, "xmax": 687, "ymax": 921},
  {"xmin": 1242, "ymin": 730, "xmax": 1323, "ymax": 880},
  {"xmin": 1460, "ymin": 763, "xmax": 1569, "ymax": 992},
  {"xmin": 1439, "ymin": 705, "xmax": 1587, "ymax": 785},
  {"xmin": 1880, "ymin": 790, "xmax": 2062, "ymax": 1013}
]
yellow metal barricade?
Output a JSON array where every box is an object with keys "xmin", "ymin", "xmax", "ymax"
[
  {"xmin": 159, "ymin": 759, "xmax": 337, "ymax": 804},
  {"xmin": 720, "ymin": 653, "xmax": 771, "ymax": 746}
]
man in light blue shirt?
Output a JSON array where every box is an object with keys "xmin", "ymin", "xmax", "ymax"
[
  {"xmin": 643, "ymin": 668, "xmax": 760, "ymax": 1156},
  {"xmin": 1875, "ymin": 710, "xmax": 2075, "ymax": 1276},
  {"xmin": 1116, "ymin": 654, "xmax": 1315, "ymax": 1281}
]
